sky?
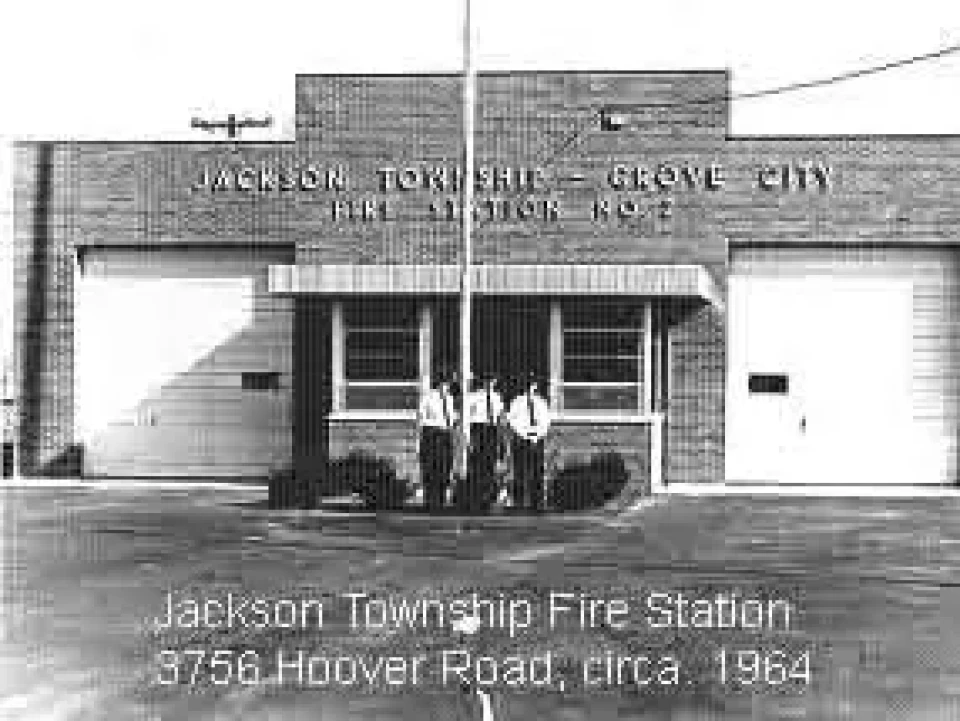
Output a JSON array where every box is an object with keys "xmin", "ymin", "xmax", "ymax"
[{"xmin": 1, "ymin": 0, "xmax": 959, "ymax": 369}]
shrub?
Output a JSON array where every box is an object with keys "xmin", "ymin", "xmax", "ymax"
[
  {"xmin": 551, "ymin": 451, "xmax": 630, "ymax": 511},
  {"xmin": 266, "ymin": 465, "xmax": 318, "ymax": 510},
  {"xmin": 333, "ymin": 451, "xmax": 413, "ymax": 511}
]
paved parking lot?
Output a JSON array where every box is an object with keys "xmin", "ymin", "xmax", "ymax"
[{"xmin": 0, "ymin": 486, "xmax": 956, "ymax": 720}]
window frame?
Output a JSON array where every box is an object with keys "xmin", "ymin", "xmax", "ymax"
[
  {"xmin": 328, "ymin": 297, "xmax": 667, "ymax": 422},
  {"xmin": 555, "ymin": 300, "xmax": 658, "ymax": 421},
  {"xmin": 332, "ymin": 300, "xmax": 428, "ymax": 419},
  {"xmin": 343, "ymin": 325, "xmax": 421, "ymax": 383}
]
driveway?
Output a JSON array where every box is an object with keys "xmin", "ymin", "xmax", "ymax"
[{"xmin": 0, "ymin": 487, "xmax": 956, "ymax": 720}]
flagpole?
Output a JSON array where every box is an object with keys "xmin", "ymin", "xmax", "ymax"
[{"xmin": 458, "ymin": 0, "xmax": 474, "ymax": 484}]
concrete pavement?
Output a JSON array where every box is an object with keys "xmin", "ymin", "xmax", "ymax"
[{"xmin": 0, "ymin": 486, "xmax": 956, "ymax": 720}]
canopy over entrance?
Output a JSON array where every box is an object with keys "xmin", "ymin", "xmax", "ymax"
[{"xmin": 268, "ymin": 264, "xmax": 724, "ymax": 308}]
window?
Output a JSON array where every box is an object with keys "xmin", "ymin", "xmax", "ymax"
[
  {"xmin": 340, "ymin": 299, "xmax": 421, "ymax": 411},
  {"xmin": 560, "ymin": 300, "xmax": 646, "ymax": 416}
]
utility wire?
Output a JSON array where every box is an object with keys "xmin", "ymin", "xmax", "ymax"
[
  {"xmin": 534, "ymin": 41, "xmax": 960, "ymax": 168},
  {"xmin": 622, "ymin": 41, "xmax": 960, "ymax": 108}
]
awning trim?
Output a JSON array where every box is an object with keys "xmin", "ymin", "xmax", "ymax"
[{"xmin": 268, "ymin": 264, "xmax": 723, "ymax": 306}]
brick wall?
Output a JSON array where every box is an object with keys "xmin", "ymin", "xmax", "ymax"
[
  {"xmin": 292, "ymin": 72, "xmax": 730, "ymax": 272},
  {"xmin": 722, "ymin": 137, "xmax": 960, "ymax": 242},
  {"xmin": 665, "ymin": 299, "xmax": 726, "ymax": 484},
  {"xmin": 67, "ymin": 143, "xmax": 298, "ymax": 246}
]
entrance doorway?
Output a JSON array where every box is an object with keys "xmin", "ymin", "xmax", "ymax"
[
  {"xmin": 431, "ymin": 297, "xmax": 549, "ymax": 401},
  {"xmin": 471, "ymin": 298, "xmax": 549, "ymax": 402},
  {"xmin": 473, "ymin": 298, "xmax": 549, "ymax": 401}
]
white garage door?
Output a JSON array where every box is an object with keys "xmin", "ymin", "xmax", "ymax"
[
  {"xmin": 727, "ymin": 246, "xmax": 958, "ymax": 486},
  {"xmin": 75, "ymin": 246, "xmax": 293, "ymax": 478}
]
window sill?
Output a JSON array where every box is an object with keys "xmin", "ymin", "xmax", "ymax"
[
  {"xmin": 329, "ymin": 410, "xmax": 418, "ymax": 422},
  {"xmin": 327, "ymin": 411, "xmax": 665, "ymax": 424},
  {"xmin": 555, "ymin": 413, "xmax": 664, "ymax": 425}
]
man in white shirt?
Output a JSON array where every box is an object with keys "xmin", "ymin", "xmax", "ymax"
[
  {"xmin": 455, "ymin": 372, "xmax": 505, "ymax": 513},
  {"xmin": 417, "ymin": 369, "xmax": 458, "ymax": 512},
  {"xmin": 506, "ymin": 373, "xmax": 552, "ymax": 512}
]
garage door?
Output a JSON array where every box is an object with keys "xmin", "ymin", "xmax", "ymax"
[
  {"xmin": 726, "ymin": 246, "xmax": 959, "ymax": 485},
  {"xmin": 76, "ymin": 246, "xmax": 293, "ymax": 478}
]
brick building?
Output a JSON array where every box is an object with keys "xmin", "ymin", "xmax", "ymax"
[{"xmin": 12, "ymin": 71, "xmax": 960, "ymax": 493}]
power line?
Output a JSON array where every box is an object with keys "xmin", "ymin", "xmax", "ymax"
[
  {"xmin": 629, "ymin": 41, "xmax": 960, "ymax": 108},
  {"xmin": 534, "ymin": 41, "xmax": 960, "ymax": 168}
]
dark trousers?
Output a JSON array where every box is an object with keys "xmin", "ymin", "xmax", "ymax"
[
  {"xmin": 420, "ymin": 427, "xmax": 453, "ymax": 512},
  {"xmin": 457, "ymin": 424, "xmax": 499, "ymax": 512},
  {"xmin": 511, "ymin": 437, "xmax": 545, "ymax": 511}
]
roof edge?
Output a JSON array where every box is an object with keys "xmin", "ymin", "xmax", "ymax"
[{"xmin": 295, "ymin": 69, "xmax": 731, "ymax": 79}]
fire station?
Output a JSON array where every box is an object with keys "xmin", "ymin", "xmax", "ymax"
[{"xmin": 13, "ymin": 70, "xmax": 960, "ymax": 497}]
